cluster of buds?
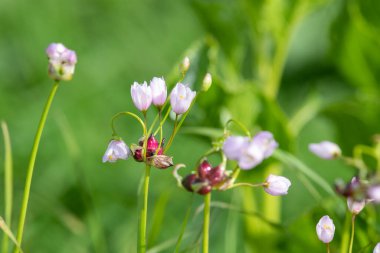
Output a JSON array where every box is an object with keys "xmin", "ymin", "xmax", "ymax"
[
  {"xmin": 46, "ymin": 43, "xmax": 77, "ymax": 81},
  {"xmin": 131, "ymin": 135, "xmax": 173, "ymax": 169},
  {"xmin": 181, "ymin": 160, "xmax": 228, "ymax": 195}
]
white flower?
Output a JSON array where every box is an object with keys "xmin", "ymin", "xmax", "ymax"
[
  {"xmin": 102, "ymin": 140, "xmax": 131, "ymax": 163},
  {"xmin": 170, "ymin": 83, "xmax": 196, "ymax": 115},
  {"xmin": 263, "ymin": 174, "xmax": 291, "ymax": 196},
  {"xmin": 131, "ymin": 81, "xmax": 152, "ymax": 112},
  {"xmin": 316, "ymin": 215, "xmax": 335, "ymax": 244},
  {"xmin": 150, "ymin": 77, "xmax": 167, "ymax": 107},
  {"xmin": 347, "ymin": 197, "xmax": 366, "ymax": 215},
  {"xmin": 46, "ymin": 43, "xmax": 77, "ymax": 81},
  {"xmin": 373, "ymin": 243, "xmax": 380, "ymax": 253},
  {"xmin": 309, "ymin": 141, "xmax": 341, "ymax": 159}
]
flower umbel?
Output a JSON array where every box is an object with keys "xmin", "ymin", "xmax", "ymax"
[
  {"xmin": 316, "ymin": 215, "xmax": 335, "ymax": 244},
  {"xmin": 46, "ymin": 43, "xmax": 77, "ymax": 81},
  {"xmin": 102, "ymin": 140, "xmax": 131, "ymax": 163}
]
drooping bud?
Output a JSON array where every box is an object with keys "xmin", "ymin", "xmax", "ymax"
[
  {"xmin": 197, "ymin": 160, "xmax": 212, "ymax": 179},
  {"xmin": 201, "ymin": 73, "xmax": 212, "ymax": 92},
  {"xmin": 102, "ymin": 140, "xmax": 131, "ymax": 163},
  {"xmin": 309, "ymin": 141, "xmax": 341, "ymax": 159},
  {"xmin": 316, "ymin": 215, "xmax": 335, "ymax": 244},
  {"xmin": 263, "ymin": 174, "xmax": 291, "ymax": 196},
  {"xmin": 147, "ymin": 155, "xmax": 173, "ymax": 169}
]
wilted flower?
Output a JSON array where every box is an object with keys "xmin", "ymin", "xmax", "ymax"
[
  {"xmin": 316, "ymin": 215, "xmax": 335, "ymax": 244},
  {"xmin": 368, "ymin": 185, "xmax": 380, "ymax": 203},
  {"xmin": 102, "ymin": 140, "xmax": 131, "ymax": 163},
  {"xmin": 46, "ymin": 43, "xmax": 77, "ymax": 81},
  {"xmin": 347, "ymin": 197, "xmax": 366, "ymax": 215},
  {"xmin": 170, "ymin": 83, "xmax": 196, "ymax": 115},
  {"xmin": 147, "ymin": 155, "xmax": 173, "ymax": 169},
  {"xmin": 131, "ymin": 81, "xmax": 152, "ymax": 112},
  {"xmin": 263, "ymin": 174, "xmax": 291, "ymax": 196},
  {"xmin": 201, "ymin": 73, "xmax": 212, "ymax": 92},
  {"xmin": 150, "ymin": 77, "xmax": 167, "ymax": 108},
  {"xmin": 253, "ymin": 131, "xmax": 278, "ymax": 158},
  {"xmin": 374, "ymin": 243, "xmax": 380, "ymax": 253},
  {"xmin": 309, "ymin": 141, "xmax": 341, "ymax": 159}
]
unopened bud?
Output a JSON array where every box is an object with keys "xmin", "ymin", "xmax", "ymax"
[
  {"xmin": 179, "ymin": 56, "xmax": 190, "ymax": 73},
  {"xmin": 201, "ymin": 73, "xmax": 212, "ymax": 92}
]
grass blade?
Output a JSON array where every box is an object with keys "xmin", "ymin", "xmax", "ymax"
[
  {"xmin": 0, "ymin": 217, "xmax": 23, "ymax": 253},
  {"xmin": 174, "ymin": 195, "xmax": 194, "ymax": 253}
]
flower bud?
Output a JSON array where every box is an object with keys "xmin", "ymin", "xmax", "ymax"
[
  {"xmin": 147, "ymin": 155, "xmax": 173, "ymax": 169},
  {"xmin": 347, "ymin": 197, "xmax": 366, "ymax": 215},
  {"xmin": 102, "ymin": 140, "xmax": 131, "ymax": 163},
  {"xmin": 368, "ymin": 185, "xmax": 380, "ymax": 203},
  {"xmin": 374, "ymin": 243, "xmax": 380, "ymax": 253},
  {"xmin": 182, "ymin": 174, "xmax": 197, "ymax": 192},
  {"xmin": 309, "ymin": 141, "xmax": 341, "ymax": 159},
  {"xmin": 316, "ymin": 215, "xmax": 335, "ymax": 244},
  {"xmin": 46, "ymin": 43, "xmax": 77, "ymax": 81},
  {"xmin": 132, "ymin": 147, "xmax": 144, "ymax": 162},
  {"xmin": 170, "ymin": 83, "xmax": 196, "ymax": 115},
  {"xmin": 179, "ymin": 56, "xmax": 190, "ymax": 73},
  {"xmin": 131, "ymin": 81, "xmax": 152, "ymax": 112},
  {"xmin": 263, "ymin": 174, "xmax": 291, "ymax": 196},
  {"xmin": 150, "ymin": 77, "xmax": 167, "ymax": 108},
  {"xmin": 201, "ymin": 73, "xmax": 212, "ymax": 92},
  {"xmin": 197, "ymin": 160, "xmax": 212, "ymax": 179}
]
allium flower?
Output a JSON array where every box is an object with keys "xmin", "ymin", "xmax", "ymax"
[
  {"xmin": 253, "ymin": 131, "xmax": 278, "ymax": 158},
  {"xmin": 374, "ymin": 243, "xmax": 380, "ymax": 253},
  {"xmin": 223, "ymin": 136, "xmax": 249, "ymax": 161},
  {"xmin": 263, "ymin": 174, "xmax": 291, "ymax": 196},
  {"xmin": 102, "ymin": 140, "xmax": 131, "ymax": 163},
  {"xmin": 368, "ymin": 185, "xmax": 380, "ymax": 203},
  {"xmin": 309, "ymin": 141, "xmax": 341, "ymax": 159},
  {"xmin": 150, "ymin": 77, "xmax": 167, "ymax": 108},
  {"xmin": 131, "ymin": 82, "xmax": 152, "ymax": 112},
  {"xmin": 347, "ymin": 197, "xmax": 366, "ymax": 214},
  {"xmin": 238, "ymin": 142, "xmax": 265, "ymax": 170},
  {"xmin": 316, "ymin": 215, "xmax": 335, "ymax": 243},
  {"xmin": 170, "ymin": 83, "xmax": 196, "ymax": 115},
  {"xmin": 46, "ymin": 43, "xmax": 77, "ymax": 81}
]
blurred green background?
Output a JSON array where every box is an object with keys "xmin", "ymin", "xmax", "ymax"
[{"xmin": 1, "ymin": 0, "xmax": 380, "ymax": 252}]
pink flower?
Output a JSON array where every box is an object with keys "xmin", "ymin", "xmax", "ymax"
[
  {"xmin": 347, "ymin": 197, "xmax": 366, "ymax": 215},
  {"xmin": 309, "ymin": 141, "xmax": 341, "ymax": 159},
  {"xmin": 46, "ymin": 43, "xmax": 77, "ymax": 81},
  {"xmin": 374, "ymin": 243, "xmax": 380, "ymax": 253},
  {"xmin": 263, "ymin": 174, "xmax": 291, "ymax": 196},
  {"xmin": 131, "ymin": 81, "xmax": 152, "ymax": 112},
  {"xmin": 316, "ymin": 215, "xmax": 335, "ymax": 243},
  {"xmin": 170, "ymin": 83, "xmax": 196, "ymax": 115},
  {"xmin": 102, "ymin": 140, "xmax": 131, "ymax": 163},
  {"xmin": 150, "ymin": 77, "xmax": 167, "ymax": 107}
]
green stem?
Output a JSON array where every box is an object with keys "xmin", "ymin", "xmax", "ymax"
[
  {"xmin": 164, "ymin": 115, "xmax": 178, "ymax": 153},
  {"xmin": 327, "ymin": 243, "xmax": 330, "ymax": 253},
  {"xmin": 111, "ymin": 111, "xmax": 146, "ymax": 137},
  {"xmin": 2, "ymin": 122, "xmax": 13, "ymax": 253},
  {"xmin": 228, "ymin": 182, "xmax": 264, "ymax": 190},
  {"xmin": 348, "ymin": 215, "xmax": 356, "ymax": 253},
  {"xmin": 203, "ymin": 193, "xmax": 211, "ymax": 253},
  {"xmin": 13, "ymin": 81, "xmax": 60, "ymax": 253},
  {"xmin": 139, "ymin": 164, "xmax": 151, "ymax": 253},
  {"xmin": 224, "ymin": 119, "xmax": 251, "ymax": 137}
]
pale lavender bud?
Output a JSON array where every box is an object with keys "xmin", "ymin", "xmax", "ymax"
[
  {"xmin": 238, "ymin": 141, "xmax": 264, "ymax": 170},
  {"xmin": 263, "ymin": 174, "xmax": 291, "ymax": 196},
  {"xmin": 180, "ymin": 56, "xmax": 190, "ymax": 73},
  {"xmin": 368, "ymin": 185, "xmax": 380, "ymax": 203},
  {"xmin": 201, "ymin": 73, "xmax": 212, "ymax": 92},
  {"xmin": 131, "ymin": 81, "xmax": 152, "ymax": 112},
  {"xmin": 374, "ymin": 243, "xmax": 380, "ymax": 253},
  {"xmin": 347, "ymin": 197, "xmax": 366, "ymax": 214},
  {"xmin": 309, "ymin": 141, "xmax": 341, "ymax": 159},
  {"xmin": 316, "ymin": 215, "xmax": 335, "ymax": 244},
  {"xmin": 170, "ymin": 83, "xmax": 196, "ymax": 115},
  {"xmin": 46, "ymin": 43, "xmax": 77, "ymax": 81},
  {"xmin": 102, "ymin": 140, "xmax": 131, "ymax": 163},
  {"xmin": 252, "ymin": 131, "xmax": 278, "ymax": 158},
  {"xmin": 150, "ymin": 77, "xmax": 167, "ymax": 107},
  {"xmin": 222, "ymin": 136, "xmax": 249, "ymax": 161}
]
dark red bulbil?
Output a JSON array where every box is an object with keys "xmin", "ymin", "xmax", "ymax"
[
  {"xmin": 194, "ymin": 178, "xmax": 212, "ymax": 195},
  {"xmin": 133, "ymin": 148, "xmax": 143, "ymax": 162},
  {"xmin": 182, "ymin": 174, "xmax": 197, "ymax": 192},
  {"xmin": 207, "ymin": 165, "xmax": 225, "ymax": 186},
  {"xmin": 198, "ymin": 160, "xmax": 212, "ymax": 179}
]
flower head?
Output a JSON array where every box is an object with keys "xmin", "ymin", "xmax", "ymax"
[
  {"xmin": 263, "ymin": 174, "xmax": 291, "ymax": 196},
  {"xmin": 131, "ymin": 81, "xmax": 152, "ymax": 112},
  {"xmin": 316, "ymin": 215, "xmax": 335, "ymax": 244},
  {"xmin": 374, "ymin": 243, "xmax": 380, "ymax": 253},
  {"xmin": 309, "ymin": 141, "xmax": 341, "ymax": 159},
  {"xmin": 150, "ymin": 77, "xmax": 167, "ymax": 108},
  {"xmin": 102, "ymin": 140, "xmax": 131, "ymax": 163},
  {"xmin": 46, "ymin": 43, "xmax": 77, "ymax": 81},
  {"xmin": 347, "ymin": 197, "xmax": 366, "ymax": 215},
  {"xmin": 170, "ymin": 83, "xmax": 196, "ymax": 115}
]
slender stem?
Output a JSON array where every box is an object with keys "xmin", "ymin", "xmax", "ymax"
[
  {"xmin": 228, "ymin": 182, "xmax": 265, "ymax": 190},
  {"xmin": 2, "ymin": 122, "xmax": 13, "ymax": 253},
  {"xmin": 224, "ymin": 119, "xmax": 251, "ymax": 137},
  {"xmin": 13, "ymin": 81, "xmax": 60, "ymax": 253},
  {"xmin": 111, "ymin": 111, "xmax": 146, "ymax": 137},
  {"xmin": 163, "ymin": 114, "xmax": 178, "ymax": 153},
  {"xmin": 348, "ymin": 214, "xmax": 356, "ymax": 253},
  {"xmin": 203, "ymin": 193, "xmax": 211, "ymax": 253},
  {"xmin": 327, "ymin": 243, "xmax": 330, "ymax": 253},
  {"xmin": 139, "ymin": 164, "xmax": 151, "ymax": 253}
]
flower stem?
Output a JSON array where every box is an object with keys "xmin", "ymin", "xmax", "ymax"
[
  {"xmin": 327, "ymin": 243, "xmax": 330, "ymax": 253},
  {"xmin": 139, "ymin": 164, "xmax": 151, "ymax": 253},
  {"xmin": 164, "ymin": 114, "xmax": 178, "ymax": 153},
  {"xmin": 203, "ymin": 193, "xmax": 211, "ymax": 253},
  {"xmin": 348, "ymin": 214, "xmax": 356, "ymax": 253},
  {"xmin": 13, "ymin": 81, "xmax": 60, "ymax": 253}
]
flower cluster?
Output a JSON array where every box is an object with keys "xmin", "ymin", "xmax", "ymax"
[
  {"xmin": 46, "ymin": 43, "xmax": 77, "ymax": 81},
  {"xmin": 223, "ymin": 131, "xmax": 278, "ymax": 170}
]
